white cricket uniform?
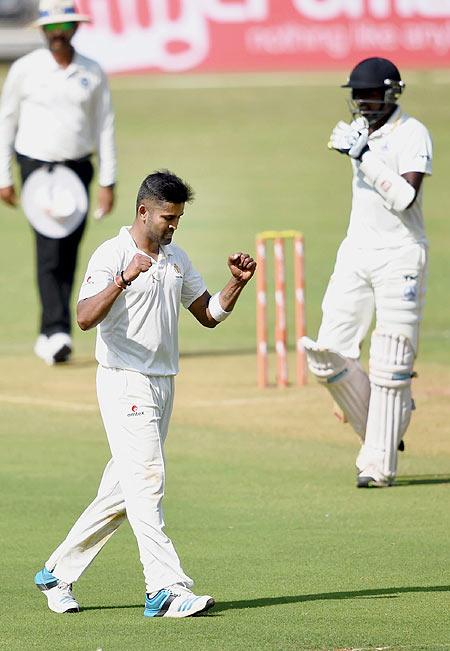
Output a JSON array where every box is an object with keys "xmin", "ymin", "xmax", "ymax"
[
  {"xmin": 46, "ymin": 227, "xmax": 207, "ymax": 593},
  {"xmin": 0, "ymin": 48, "xmax": 116, "ymax": 187},
  {"xmin": 318, "ymin": 107, "xmax": 432, "ymax": 358}
]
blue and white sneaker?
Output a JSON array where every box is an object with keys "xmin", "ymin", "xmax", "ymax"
[
  {"xmin": 34, "ymin": 568, "xmax": 79, "ymax": 614},
  {"xmin": 144, "ymin": 584, "xmax": 215, "ymax": 618}
]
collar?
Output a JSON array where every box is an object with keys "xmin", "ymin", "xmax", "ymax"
[
  {"xmin": 46, "ymin": 48, "xmax": 81, "ymax": 76},
  {"xmin": 369, "ymin": 106, "xmax": 404, "ymax": 139},
  {"xmin": 119, "ymin": 226, "xmax": 174, "ymax": 258}
]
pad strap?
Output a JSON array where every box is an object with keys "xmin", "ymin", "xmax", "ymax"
[
  {"xmin": 369, "ymin": 330, "xmax": 415, "ymax": 388},
  {"xmin": 359, "ymin": 150, "xmax": 416, "ymax": 211}
]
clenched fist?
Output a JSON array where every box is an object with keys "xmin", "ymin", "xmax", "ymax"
[
  {"xmin": 228, "ymin": 252, "xmax": 257, "ymax": 283},
  {"xmin": 123, "ymin": 253, "xmax": 153, "ymax": 283}
]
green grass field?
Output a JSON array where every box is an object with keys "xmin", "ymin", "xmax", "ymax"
[{"xmin": 1, "ymin": 68, "xmax": 450, "ymax": 651}]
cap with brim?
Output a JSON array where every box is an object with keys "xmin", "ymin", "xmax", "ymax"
[
  {"xmin": 21, "ymin": 165, "xmax": 88, "ymax": 239},
  {"xmin": 34, "ymin": 0, "xmax": 91, "ymax": 27},
  {"xmin": 35, "ymin": 13, "xmax": 91, "ymax": 26}
]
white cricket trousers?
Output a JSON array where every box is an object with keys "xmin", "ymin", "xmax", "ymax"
[
  {"xmin": 46, "ymin": 365, "xmax": 193, "ymax": 594},
  {"xmin": 317, "ymin": 239, "xmax": 428, "ymax": 356}
]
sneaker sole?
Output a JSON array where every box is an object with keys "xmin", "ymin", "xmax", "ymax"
[
  {"xmin": 145, "ymin": 596, "xmax": 215, "ymax": 619},
  {"xmin": 190, "ymin": 597, "xmax": 215, "ymax": 617}
]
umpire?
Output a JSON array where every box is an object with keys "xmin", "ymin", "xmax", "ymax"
[{"xmin": 0, "ymin": 0, "xmax": 116, "ymax": 365}]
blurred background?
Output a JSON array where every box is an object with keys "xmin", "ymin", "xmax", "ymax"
[
  {"xmin": 1, "ymin": 0, "xmax": 449, "ymax": 362},
  {"xmin": 3, "ymin": 1, "xmax": 450, "ymax": 71}
]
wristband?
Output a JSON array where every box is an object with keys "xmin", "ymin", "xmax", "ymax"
[
  {"xmin": 114, "ymin": 276, "xmax": 126, "ymax": 290},
  {"xmin": 208, "ymin": 292, "xmax": 231, "ymax": 323},
  {"xmin": 121, "ymin": 270, "xmax": 131, "ymax": 286}
]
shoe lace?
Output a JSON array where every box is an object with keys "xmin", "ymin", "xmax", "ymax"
[
  {"xmin": 57, "ymin": 581, "xmax": 73, "ymax": 594},
  {"xmin": 165, "ymin": 583, "xmax": 192, "ymax": 598}
]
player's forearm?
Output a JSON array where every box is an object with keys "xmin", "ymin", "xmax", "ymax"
[
  {"xmin": 77, "ymin": 281, "xmax": 123, "ymax": 330},
  {"xmin": 191, "ymin": 279, "xmax": 248, "ymax": 328},
  {"xmin": 218, "ymin": 277, "xmax": 249, "ymax": 312},
  {"xmin": 359, "ymin": 150, "xmax": 416, "ymax": 211}
]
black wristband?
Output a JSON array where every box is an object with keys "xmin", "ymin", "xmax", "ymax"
[{"xmin": 121, "ymin": 270, "xmax": 131, "ymax": 286}]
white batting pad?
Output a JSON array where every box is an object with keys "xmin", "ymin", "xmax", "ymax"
[
  {"xmin": 301, "ymin": 337, "xmax": 370, "ymax": 439},
  {"xmin": 356, "ymin": 330, "xmax": 415, "ymax": 479}
]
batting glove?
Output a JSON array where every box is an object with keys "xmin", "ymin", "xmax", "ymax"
[{"xmin": 328, "ymin": 116, "xmax": 369, "ymax": 160}]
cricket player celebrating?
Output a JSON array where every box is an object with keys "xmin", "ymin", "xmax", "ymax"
[
  {"xmin": 34, "ymin": 170, "xmax": 256, "ymax": 617},
  {"xmin": 302, "ymin": 57, "xmax": 432, "ymax": 488}
]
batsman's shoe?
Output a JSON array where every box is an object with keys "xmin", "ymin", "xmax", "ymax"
[
  {"xmin": 144, "ymin": 584, "xmax": 215, "ymax": 618},
  {"xmin": 34, "ymin": 568, "xmax": 79, "ymax": 613},
  {"xmin": 357, "ymin": 466, "xmax": 392, "ymax": 488}
]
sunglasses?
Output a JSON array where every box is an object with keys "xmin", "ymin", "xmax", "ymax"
[{"xmin": 43, "ymin": 22, "xmax": 76, "ymax": 32}]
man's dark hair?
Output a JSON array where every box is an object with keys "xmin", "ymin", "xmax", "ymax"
[{"xmin": 136, "ymin": 170, "xmax": 194, "ymax": 211}]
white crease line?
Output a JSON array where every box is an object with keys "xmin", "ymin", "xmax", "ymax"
[
  {"xmin": 0, "ymin": 395, "xmax": 98, "ymax": 413},
  {"xmin": 0, "ymin": 392, "xmax": 301, "ymax": 413},
  {"xmin": 187, "ymin": 394, "xmax": 301, "ymax": 407}
]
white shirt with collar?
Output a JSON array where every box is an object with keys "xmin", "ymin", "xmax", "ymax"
[
  {"xmin": 347, "ymin": 107, "xmax": 432, "ymax": 249},
  {"xmin": 0, "ymin": 48, "xmax": 116, "ymax": 187},
  {"xmin": 78, "ymin": 227, "xmax": 207, "ymax": 376}
]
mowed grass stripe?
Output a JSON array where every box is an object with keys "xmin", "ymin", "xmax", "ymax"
[{"xmin": 0, "ymin": 391, "xmax": 301, "ymax": 413}]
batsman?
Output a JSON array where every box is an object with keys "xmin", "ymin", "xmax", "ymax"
[{"xmin": 302, "ymin": 57, "xmax": 432, "ymax": 488}]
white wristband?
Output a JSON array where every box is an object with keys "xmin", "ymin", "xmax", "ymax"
[{"xmin": 208, "ymin": 292, "xmax": 231, "ymax": 323}]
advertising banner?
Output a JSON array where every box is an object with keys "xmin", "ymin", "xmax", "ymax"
[{"xmin": 74, "ymin": 0, "xmax": 450, "ymax": 74}]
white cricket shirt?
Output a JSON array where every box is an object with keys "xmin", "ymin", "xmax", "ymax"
[
  {"xmin": 347, "ymin": 107, "xmax": 432, "ymax": 249},
  {"xmin": 0, "ymin": 48, "xmax": 116, "ymax": 187},
  {"xmin": 78, "ymin": 227, "xmax": 207, "ymax": 376}
]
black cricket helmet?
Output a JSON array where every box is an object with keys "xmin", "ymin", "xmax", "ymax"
[{"xmin": 342, "ymin": 57, "xmax": 405, "ymax": 124}]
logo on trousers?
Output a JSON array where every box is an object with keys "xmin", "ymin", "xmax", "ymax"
[{"xmin": 127, "ymin": 404, "xmax": 144, "ymax": 417}]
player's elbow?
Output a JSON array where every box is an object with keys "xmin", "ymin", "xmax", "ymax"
[
  {"xmin": 77, "ymin": 316, "xmax": 91, "ymax": 331},
  {"xmin": 76, "ymin": 304, "xmax": 93, "ymax": 331}
]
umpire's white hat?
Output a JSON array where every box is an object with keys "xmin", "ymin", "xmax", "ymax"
[
  {"xmin": 35, "ymin": 0, "xmax": 91, "ymax": 26},
  {"xmin": 21, "ymin": 165, "xmax": 88, "ymax": 239}
]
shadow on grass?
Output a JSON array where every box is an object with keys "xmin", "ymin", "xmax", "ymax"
[
  {"xmin": 212, "ymin": 584, "xmax": 450, "ymax": 614},
  {"xmin": 81, "ymin": 584, "xmax": 450, "ymax": 614},
  {"xmin": 394, "ymin": 474, "xmax": 450, "ymax": 487}
]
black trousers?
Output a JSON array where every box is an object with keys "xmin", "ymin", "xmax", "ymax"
[{"xmin": 17, "ymin": 154, "xmax": 94, "ymax": 337}]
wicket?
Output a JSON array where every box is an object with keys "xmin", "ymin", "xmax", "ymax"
[{"xmin": 256, "ymin": 230, "xmax": 307, "ymax": 388}]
